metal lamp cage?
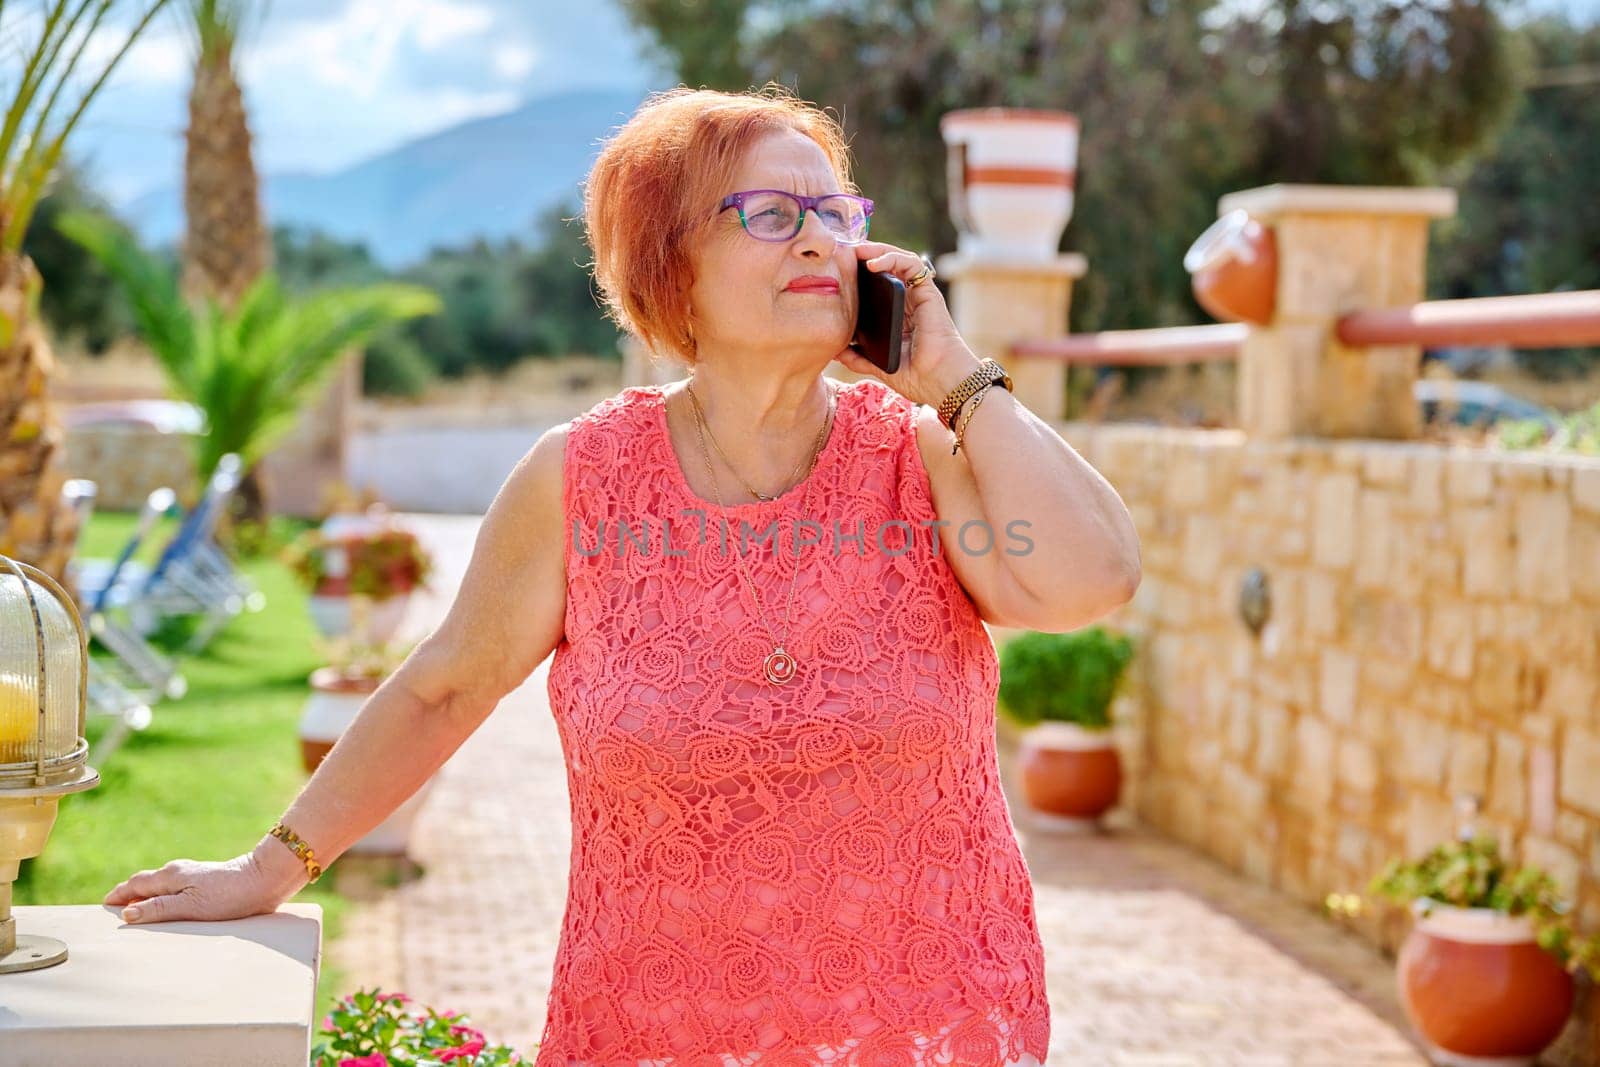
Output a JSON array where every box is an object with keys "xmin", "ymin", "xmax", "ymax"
[
  {"xmin": 1, "ymin": 553, "xmax": 100, "ymax": 975},
  {"xmin": 0, "ymin": 555, "xmax": 94, "ymax": 786}
]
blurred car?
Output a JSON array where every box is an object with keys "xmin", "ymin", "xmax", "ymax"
[
  {"xmin": 63, "ymin": 399, "xmax": 207, "ymax": 435},
  {"xmin": 1414, "ymin": 379, "xmax": 1558, "ymax": 431}
]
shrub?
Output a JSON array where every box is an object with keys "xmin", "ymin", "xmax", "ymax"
[
  {"xmin": 312, "ymin": 988, "xmax": 529, "ymax": 1065},
  {"xmin": 1368, "ymin": 833, "xmax": 1600, "ymax": 980},
  {"xmin": 996, "ymin": 626, "xmax": 1134, "ymax": 730}
]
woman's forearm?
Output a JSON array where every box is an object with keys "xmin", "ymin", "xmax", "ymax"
[
  {"xmin": 958, "ymin": 385, "xmax": 1141, "ymax": 618},
  {"xmin": 248, "ymin": 655, "xmax": 487, "ymax": 896}
]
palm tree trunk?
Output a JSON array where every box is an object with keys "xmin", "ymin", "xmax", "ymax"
[
  {"xmin": 0, "ymin": 253, "xmax": 81, "ymax": 587},
  {"xmin": 181, "ymin": 47, "xmax": 270, "ymax": 310}
]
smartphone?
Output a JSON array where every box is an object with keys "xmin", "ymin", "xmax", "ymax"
[{"xmin": 851, "ymin": 258, "xmax": 906, "ymax": 374}]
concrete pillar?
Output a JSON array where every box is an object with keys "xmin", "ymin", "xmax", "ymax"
[
  {"xmin": 1222, "ymin": 184, "xmax": 1457, "ymax": 440},
  {"xmin": 261, "ymin": 350, "xmax": 361, "ymax": 518},
  {"xmin": 5, "ymin": 903, "xmax": 321, "ymax": 1065},
  {"xmin": 932, "ymin": 251, "xmax": 1087, "ymax": 422}
]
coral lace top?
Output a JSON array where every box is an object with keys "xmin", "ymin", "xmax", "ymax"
[{"xmin": 537, "ymin": 378, "xmax": 1051, "ymax": 1066}]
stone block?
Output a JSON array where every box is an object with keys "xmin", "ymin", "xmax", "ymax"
[
  {"xmin": 1471, "ymin": 642, "xmax": 1537, "ymax": 723},
  {"xmin": 1180, "ymin": 515, "xmax": 1225, "ymax": 586},
  {"xmin": 1574, "ymin": 466, "xmax": 1600, "ymax": 515},
  {"xmin": 1515, "ymin": 490, "xmax": 1571, "ymax": 604},
  {"xmin": 1556, "ymin": 810, "xmax": 1590, "ymax": 851},
  {"xmin": 1318, "ymin": 648, "xmax": 1359, "ymax": 726},
  {"xmin": 1254, "ymin": 702, "xmax": 1291, "ymax": 778},
  {"xmin": 1573, "ymin": 517, "xmax": 1600, "ymax": 604},
  {"xmin": 1302, "ymin": 571, "xmax": 1342, "ymax": 640},
  {"xmin": 1559, "ymin": 727, "xmax": 1600, "ymax": 819},
  {"xmin": 1361, "ymin": 448, "xmax": 1412, "ymax": 489},
  {"xmin": 1484, "ymin": 735, "xmax": 1523, "ymax": 825},
  {"xmin": 1312, "ymin": 472, "xmax": 1360, "ymax": 570},
  {"xmin": 1424, "ymin": 601, "xmax": 1475, "ymax": 681},
  {"xmin": 1353, "ymin": 492, "xmax": 1392, "ymax": 591},
  {"xmin": 1446, "ymin": 730, "xmax": 1491, "ymax": 800},
  {"xmin": 1394, "ymin": 712, "xmax": 1453, "ymax": 790},
  {"xmin": 1446, "ymin": 454, "xmax": 1494, "ymax": 503},
  {"xmin": 1542, "ymin": 665, "xmax": 1598, "ymax": 725},
  {"xmin": 1292, "ymin": 715, "xmax": 1336, "ymax": 809},
  {"xmin": 1531, "ymin": 743, "xmax": 1559, "ymax": 835},
  {"xmin": 1338, "ymin": 736, "xmax": 1379, "ymax": 794},
  {"xmin": 1461, "ymin": 507, "xmax": 1514, "ymax": 598},
  {"xmin": 1164, "ymin": 449, "xmax": 1213, "ymax": 511},
  {"xmin": 1405, "ymin": 452, "xmax": 1444, "ymax": 516},
  {"xmin": 1405, "ymin": 793, "xmax": 1458, "ymax": 858}
]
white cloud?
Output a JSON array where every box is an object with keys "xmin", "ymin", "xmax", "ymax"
[
  {"xmin": 412, "ymin": 1, "xmax": 496, "ymax": 51},
  {"xmin": 492, "ymin": 42, "xmax": 539, "ymax": 81},
  {"xmin": 243, "ymin": 0, "xmax": 499, "ymax": 99}
]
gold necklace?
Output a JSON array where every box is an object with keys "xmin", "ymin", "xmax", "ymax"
[
  {"xmin": 683, "ymin": 379, "xmax": 836, "ymax": 685},
  {"xmin": 684, "ymin": 381, "xmax": 822, "ymax": 502}
]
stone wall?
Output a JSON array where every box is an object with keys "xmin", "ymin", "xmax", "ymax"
[
  {"xmin": 63, "ymin": 427, "xmax": 198, "ymax": 512},
  {"xmin": 1051, "ymin": 422, "xmax": 1600, "ymax": 959}
]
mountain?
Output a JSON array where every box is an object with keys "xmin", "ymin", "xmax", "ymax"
[{"xmin": 127, "ymin": 86, "xmax": 652, "ymax": 267}]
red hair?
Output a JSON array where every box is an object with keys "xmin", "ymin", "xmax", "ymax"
[{"xmin": 582, "ymin": 83, "xmax": 859, "ymax": 366}]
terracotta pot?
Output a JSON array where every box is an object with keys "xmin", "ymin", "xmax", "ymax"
[
  {"xmin": 1016, "ymin": 720, "xmax": 1122, "ymax": 831},
  {"xmin": 940, "ymin": 108, "xmax": 1079, "ymax": 261},
  {"xmin": 298, "ymin": 666, "xmax": 436, "ymax": 857},
  {"xmin": 306, "ymin": 590, "xmax": 411, "ymax": 643},
  {"xmin": 1184, "ymin": 208, "xmax": 1278, "ymax": 325},
  {"xmin": 1397, "ymin": 900, "xmax": 1574, "ymax": 1067}
]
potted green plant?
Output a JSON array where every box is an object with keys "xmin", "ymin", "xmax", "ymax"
[
  {"xmin": 283, "ymin": 515, "xmax": 433, "ymax": 645},
  {"xmin": 997, "ymin": 626, "xmax": 1134, "ymax": 830},
  {"xmin": 1366, "ymin": 832, "xmax": 1600, "ymax": 1067},
  {"xmin": 314, "ymin": 988, "xmax": 530, "ymax": 1065}
]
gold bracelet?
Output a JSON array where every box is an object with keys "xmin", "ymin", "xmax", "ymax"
[
  {"xmin": 952, "ymin": 382, "xmax": 994, "ymax": 455},
  {"xmin": 937, "ymin": 358, "xmax": 1013, "ymax": 432},
  {"xmin": 269, "ymin": 821, "xmax": 324, "ymax": 883}
]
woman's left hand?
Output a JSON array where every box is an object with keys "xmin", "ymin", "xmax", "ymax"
[{"xmin": 832, "ymin": 241, "xmax": 983, "ymax": 409}]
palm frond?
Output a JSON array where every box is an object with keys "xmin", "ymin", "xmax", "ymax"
[
  {"xmin": 185, "ymin": 0, "xmax": 267, "ymax": 62},
  {"xmin": 53, "ymin": 207, "xmax": 199, "ymax": 393},
  {"xmin": 0, "ymin": 0, "xmax": 174, "ymax": 252},
  {"xmin": 61, "ymin": 210, "xmax": 441, "ymax": 482}
]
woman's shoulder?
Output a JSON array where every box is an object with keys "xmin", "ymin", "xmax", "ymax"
[{"xmin": 563, "ymin": 383, "xmax": 665, "ymax": 443}]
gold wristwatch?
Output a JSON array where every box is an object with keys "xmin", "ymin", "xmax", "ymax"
[{"xmin": 937, "ymin": 358, "xmax": 1014, "ymax": 431}]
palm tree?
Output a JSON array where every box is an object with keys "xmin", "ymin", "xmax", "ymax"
[
  {"xmin": 180, "ymin": 0, "xmax": 269, "ymax": 309},
  {"xmin": 0, "ymin": 1, "xmax": 174, "ymax": 583},
  {"xmin": 57, "ymin": 210, "xmax": 440, "ymax": 499}
]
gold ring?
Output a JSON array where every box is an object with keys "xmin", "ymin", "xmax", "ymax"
[{"xmin": 908, "ymin": 265, "xmax": 935, "ymax": 288}]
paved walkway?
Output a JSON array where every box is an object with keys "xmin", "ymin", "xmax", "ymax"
[{"xmin": 328, "ymin": 515, "xmax": 1429, "ymax": 1065}]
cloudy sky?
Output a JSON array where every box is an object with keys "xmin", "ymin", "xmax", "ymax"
[
  {"xmin": 32, "ymin": 0, "xmax": 1600, "ymax": 208},
  {"xmin": 65, "ymin": 0, "xmax": 668, "ymax": 205}
]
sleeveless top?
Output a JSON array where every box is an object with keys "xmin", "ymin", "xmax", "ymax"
[{"xmin": 537, "ymin": 378, "xmax": 1051, "ymax": 1067}]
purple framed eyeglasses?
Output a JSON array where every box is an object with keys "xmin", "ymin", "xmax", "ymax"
[{"xmin": 718, "ymin": 189, "xmax": 874, "ymax": 244}]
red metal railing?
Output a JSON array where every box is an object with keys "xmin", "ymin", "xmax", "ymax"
[
  {"xmin": 1007, "ymin": 290, "xmax": 1600, "ymax": 367},
  {"xmin": 1336, "ymin": 290, "xmax": 1600, "ymax": 349},
  {"xmin": 1009, "ymin": 323, "xmax": 1248, "ymax": 365}
]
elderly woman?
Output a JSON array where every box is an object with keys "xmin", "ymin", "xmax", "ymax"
[{"xmin": 105, "ymin": 85, "xmax": 1140, "ymax": 1066}]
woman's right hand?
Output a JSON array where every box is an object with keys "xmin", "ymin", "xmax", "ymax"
[{"xmin": 103, "ymin": 847, "xmax": 300, "ymax": 925}]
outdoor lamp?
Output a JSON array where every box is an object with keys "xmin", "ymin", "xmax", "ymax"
[{"xmin": 0, "ymin": 553, "xmax": 100, "ymax": 974}]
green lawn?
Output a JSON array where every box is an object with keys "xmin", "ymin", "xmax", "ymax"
[{"xmin": 13, "ymin": 510, "xmax": 355, "ymax": 1029}]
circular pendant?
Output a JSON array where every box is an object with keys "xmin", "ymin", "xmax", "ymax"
[{"xmin": 763, "ymin": 647, "xmax": 797, "ymax": 685}]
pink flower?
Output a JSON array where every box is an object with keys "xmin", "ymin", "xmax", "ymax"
[
  {"xmin": 321, "ymin": 1015, "xmax": 335, "ymax": 1030},
  {"xmin": 377, "ymin": 992, "xmax": 412, "ymax": 1004},
  {"xmin": 439, "ymin": 1038, "xmax": 485, "ymax": 1062},
  {"xmin": 339, "ymin": 1055, "xmax": 389, "ymax": 1067}
]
